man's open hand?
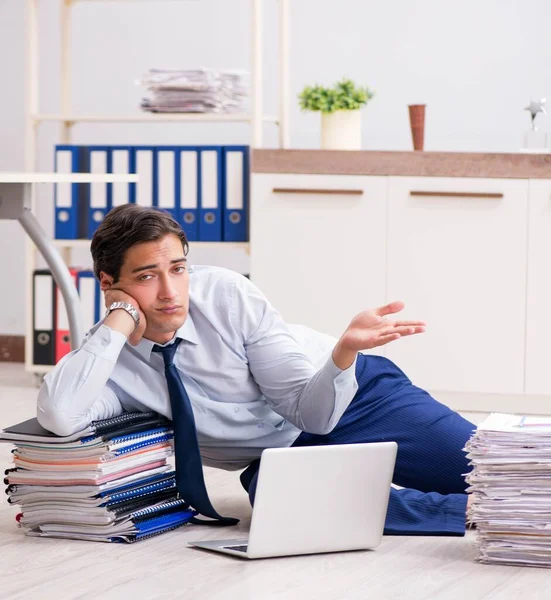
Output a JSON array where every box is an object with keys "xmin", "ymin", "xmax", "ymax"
[
  {"xmin": 340, "ymin": 301, "xmax": 425, "ymax": 351},
  {"xmin": 332, "ymin": 301, "xmax": 426, "ymax": 369}
]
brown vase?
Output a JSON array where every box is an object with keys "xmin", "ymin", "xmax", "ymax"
[{"xmin": 408, "ymin": 104, "xmax": 426, "ymax": 151}]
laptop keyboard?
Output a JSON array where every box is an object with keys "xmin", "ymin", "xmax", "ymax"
[{"xmin": 223, "ymin": 544, "xmax": 248, "ymax": 553}]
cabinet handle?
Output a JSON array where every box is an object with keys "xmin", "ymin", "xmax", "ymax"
[
  {"xmin": 272, "ymin": 188, "xmax": 364, "ymax": 195},
  {"xmin": 409, "ymin": 191, "xmax": 503, "ymax": 199}
]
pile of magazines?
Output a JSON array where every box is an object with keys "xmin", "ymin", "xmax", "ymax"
[
  {"xmin": 138, "ymin": 68, "xmax": 249, "ymax": 114},
  {"xmin": 465, "ymin": 412, "xmax": 551, "ymax": 568}
]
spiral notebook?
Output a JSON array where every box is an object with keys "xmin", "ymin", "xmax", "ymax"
[
  {"xmin": 5, "ymin": 458, "xmax": 171, "ymax": 486},
  {"xmin": 13, "ymin": 427, "xmax": 174, "ymax": 456},
  {"xmin": 7, "ymin": 471, "xmax": 177, "ymax": 504},
  {"xmin": 0, "ymin": 412, "xmax": 169, "ymax": 444},
  {"xmin": 6, "ymin": 465, "xmax": 173, "ymax": 499},
  {"xmin": 14, "ymin": 475, "xmax": 178, "ymax": 515},
  {"xmin": 25, "ymin": 499, "xmax": 197, "ymax": 543}
]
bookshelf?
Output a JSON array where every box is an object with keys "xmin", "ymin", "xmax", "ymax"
[
  {"xmin": 23, "ymin": 0, "xmax": 288, "ymax": 376},
  {"xmin": 24, "ymin": 0, "xmax": 290, "ymax": 162}
]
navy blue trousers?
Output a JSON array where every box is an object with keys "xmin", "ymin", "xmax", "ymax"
[{"xmin": 240, "ymin": 354, "xmax": 475, "ymax": 536}]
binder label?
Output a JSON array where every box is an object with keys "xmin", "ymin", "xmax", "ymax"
[
  {"xmin": 34, "ymin": 275, "xmax": 54, "ymax": 331},
  {"xmin": 201, "ymin": 151, "xmax": 218, "ymax": 209},
  {"xmin": 112, "ymin": 150, "xmax": 130, "ymax": 207},
  {"xmin": 158, "ymin": 151, "xmax": 176, "ymax": 210},
  {"xmin": 226, "ymin": 152, "xmax": 244, "ymax": 210},
  {"xmin": 90, "ymin": 151, "xmax": 108, "ymax": 209},
  {"xmin": 136, "ymin": 150, "xmax": 153, "ymax": 207},
  {"xmin": 55, "ymin": 151, "xmax": 72, "ymax": 208}
]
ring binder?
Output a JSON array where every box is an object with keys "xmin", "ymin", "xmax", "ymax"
[{"xmin": 198, "ymin": 147, "xmax": 223, "ymax": 241}]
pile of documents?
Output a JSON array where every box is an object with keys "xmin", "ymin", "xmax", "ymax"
[
  {"xmin": 465, "ymin": 413, "xmax": 551, "ymax": 568},
  {"xmin": 1, "ymin": 412, "xmax": 196, "ymax": 543},
  {"xmin": 137, "ymin": 68, "xmax": 248, "ymax": 113}
]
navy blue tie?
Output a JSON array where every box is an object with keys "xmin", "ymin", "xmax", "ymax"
[{"xmin": 153, "ymin": 339, "xmax": 238, "ymax": 526}]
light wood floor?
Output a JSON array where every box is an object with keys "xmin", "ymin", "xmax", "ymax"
[{"xmin": 0, "ymin": 363, "xmax": 549, "ymax": 600}]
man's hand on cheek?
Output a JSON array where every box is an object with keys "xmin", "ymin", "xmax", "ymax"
[
  {"xmin": 103, "ymin": 285, "xmax": 147, "ymax": 346},
  {"xmin": 104, "ymin": 286, "xmax": 138, "ymax": 310}
]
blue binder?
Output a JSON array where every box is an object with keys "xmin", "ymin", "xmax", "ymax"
[
  {"xmin": 130, "ymin": 146, "xmax": 156, "ymax": 208},
  {"xmin": 222, "ymin": 145, "xmax": 249, "ymax": 242},
  {"xmin": 198, "ymin": 146, "xmax": 223, "ymax": 241},
  {"xmin": 155, "ymin": 146, "xmax": 178, "ymax": 221},
  {"xmin": 86, "ymin": 146, "xmax": 112, "ymax": 238},
  {"xmin": 110, "ymin": 146, "xmax": 134, "ymax": 208},
  {"xmin": 54, "ymin": 145, "xmax": 88, "ymax": 239},
  {"xmin": 177, "ymin": 146, "xmax": 199, "ymax": 241}
]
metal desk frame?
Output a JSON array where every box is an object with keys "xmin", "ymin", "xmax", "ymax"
[{"xmin": 0, "ymin": 173, "xmax": 138, "ymax": 351}]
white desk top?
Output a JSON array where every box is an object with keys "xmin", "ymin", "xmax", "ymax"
[{"xmin": 0, "ymin": 172, "xmax": 139, "ymax": 183}]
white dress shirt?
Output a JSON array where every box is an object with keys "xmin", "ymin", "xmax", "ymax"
[{"xmin": 37, "ymin": 265, "xmax": 358, "ymax": 470}]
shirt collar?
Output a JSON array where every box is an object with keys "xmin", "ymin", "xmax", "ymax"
[{"xmin": 131, "ymin": 311, "xmax": 199, "ymax": 362}]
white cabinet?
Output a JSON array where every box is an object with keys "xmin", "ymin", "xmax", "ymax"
[
  {"xmin": 250, "ymin": 174, "xmax": 387, "ymax": 339},
  {"xmin": 250, "ymin": 171, "xmax": 544, "ymax": 405},
  {"xmin": 525, "ymin": 180, "xmax": 551, "ymax": 395},
  {"xmin": 384, "ymin": 176, "xmax": 529, "ymax": 395}
]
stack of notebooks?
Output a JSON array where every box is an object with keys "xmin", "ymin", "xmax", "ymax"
[
  {"xmin": 137, "ymin": 68, "xmax": 248, "ymax": 113},
  {"xmin": 1, "ymin": 412, "xmax": 196, "ymax": 543},
  {"xmin": 465, "ymin": 412, "xmax": 551, "ymax": 568}
]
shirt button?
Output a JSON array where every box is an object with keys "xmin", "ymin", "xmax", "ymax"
[
  {"xmin": 234, "ymin": 407, "xmax": 240, "ymax": 413},
  {"xmin": 257, "ymin": 423, "xmax": 265, "ymax": 429},
  {"xmin": 101, "ymin": 338, "xmax": 109, "ymax": 347}
]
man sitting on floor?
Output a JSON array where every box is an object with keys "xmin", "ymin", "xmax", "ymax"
[{"xmin": 37, "ymin": 204, "xmax": 474, "ymax": 535}]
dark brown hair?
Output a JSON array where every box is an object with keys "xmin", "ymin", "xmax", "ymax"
[{"xmin": 91, "ymin": 205, "xmax": 189, "ymax": 282}]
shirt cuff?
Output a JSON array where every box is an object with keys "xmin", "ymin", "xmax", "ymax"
[
  {"xmin": 327, "ymin": 351, "xmax": 359, "ymax": 381},
  {"xmin": 331, "ymin": 352, "xmax": 359, "ymax": 406},
  {"xmin": 81, "ymin": 324, "xmax": 128, "ymax": 363},
  {"xmin": 313, "ymin": 352, "xmax": 359, "ymax": 432}
]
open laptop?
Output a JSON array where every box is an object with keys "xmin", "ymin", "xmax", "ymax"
[{"xmin": 188, "ymin": 441, "xmax": 397, "ymax": 559}]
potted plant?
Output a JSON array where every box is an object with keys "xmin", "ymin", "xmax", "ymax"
[{"xmin": 298, "ymin": 78, "xmax": 374, "ymax": 150}]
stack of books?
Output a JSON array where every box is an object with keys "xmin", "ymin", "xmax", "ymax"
[
  {"xmin": 465, "ymin": 412, "xmax": 551, "ymax": 568},
  {"xmin": 137, "ymin": 68, "xmax": 249, "ymax": 113},
  {"xmin": 1, "ymin": 412, "xmax": 196, "ymax": 543}
]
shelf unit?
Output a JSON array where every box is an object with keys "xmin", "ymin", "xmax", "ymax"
[
  {"xmin": 52, "ymin": 239, "xmax": 250, "ymax": 250},
  {"xmin": 25, "ymin": 0, "xmax": 290, "ymax": 159},
  {"xmin": 33, "ymin": 113, "xmax": 280, "ymax": 124},
  {"xmin": 23, "ymin": 0, "xmax": 289, "ymax": 375}
]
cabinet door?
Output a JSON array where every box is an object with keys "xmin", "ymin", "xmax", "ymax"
[
  {"xmin": 525, "ymin": 180, "xmax": 551, "ymax": 395},
  {"xmin": 250, "ymin": 174, "xmax": 387, "ymax": 339},
  {"xmin": 385, "ymin": 176, "xmax": 528, "ymax": 394}
]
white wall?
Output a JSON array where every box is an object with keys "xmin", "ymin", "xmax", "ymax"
[
  {"xmin": 0, "ymin": 0, "xmax": 27, "ymax": 335},
  {"xmin": 1, "ymin": 0, "xmax": 550, "ymax": 334}
]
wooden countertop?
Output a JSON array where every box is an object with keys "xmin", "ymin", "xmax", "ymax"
[{"xmin": 252, "ymin": 149, "xmax": 551, "ymax": 179}]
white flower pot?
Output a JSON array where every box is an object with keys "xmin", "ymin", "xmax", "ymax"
[{"xmin": 321, "ymin": 109, "xmax": 362, "ymax": 150}]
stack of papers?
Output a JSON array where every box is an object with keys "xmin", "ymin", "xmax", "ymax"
[
  {"xmin": 465, "ymin": 413, "xmax": 551, "ymax": 568},
  {"xmin": 1, "ymin": 412, "xmax": 196, "ymax": 543},
  {"xmin": 137, "ymin": 68, "xmax": 249, "ymax": 113}
]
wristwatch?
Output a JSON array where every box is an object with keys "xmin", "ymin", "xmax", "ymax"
[{"xmin": 105, "ymin": 301, "xmax": 140, "ymax": 328}]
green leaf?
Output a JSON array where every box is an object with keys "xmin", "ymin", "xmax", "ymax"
[{"xmin": 298, "ymin": 78, "xmax": 374, "ymax": 113}]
